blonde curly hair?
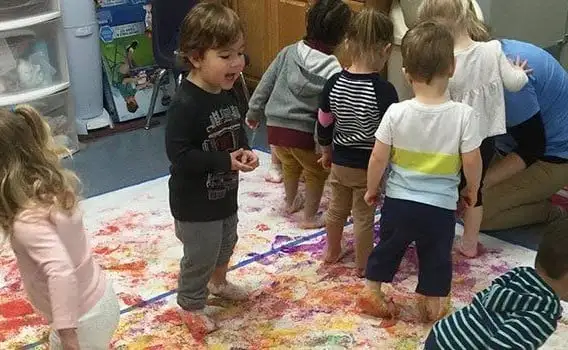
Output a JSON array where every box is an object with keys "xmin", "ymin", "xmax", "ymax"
[
  {"xmin": 0, "ymin": 105, "xmax": 80, "ymax": 234},
  {"xmin": 417, "ymin": 0, "xmax": 490, "ymax": 41}
]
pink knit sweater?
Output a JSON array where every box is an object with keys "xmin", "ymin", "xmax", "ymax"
[{"xmin": 10, "ymin": 207, "xmax": 106, "ymax": 330}]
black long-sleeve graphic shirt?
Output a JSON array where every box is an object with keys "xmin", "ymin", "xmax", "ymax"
[{"xmin": 166, "ymin": 79, "xmax": 249, "ymax": 222}]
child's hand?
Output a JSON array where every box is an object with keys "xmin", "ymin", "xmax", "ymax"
[
  {"xmin": 510, "ymin": 55, "xmax": 533, "ymax": 74},
  {"xmin": 460, "ymin": 186, "xmax": 478, "ymax": 209},
  {"xmin": 239, "ymin": 150, "xmax": 259, "ymax": 170},
  {"xmin": 364, "ymin": 190, "xmax": 378, "ymax": 206},
  {"xmin": 317, "ymin": 152, "xmax": 331, "ymax": 169},
  {"xmin": 230, "ymin": 149, "xmax": 253, "ymax": 172},
  {"xmin": 245, "ymin": 118, "xmax": 259, "ymax": 130}
]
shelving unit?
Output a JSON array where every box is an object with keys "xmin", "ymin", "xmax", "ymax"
[{"xmin": 0, "ymin": 0, "xmax": 79, "ymax": 153}]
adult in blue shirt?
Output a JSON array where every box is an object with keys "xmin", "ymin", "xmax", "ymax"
[{"xmin": 480, "ymin": 39, "xmax": 568, "ymax": 232}]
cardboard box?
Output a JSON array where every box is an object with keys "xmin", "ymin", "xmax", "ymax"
[{"xmin": 95, "ymin": 0, "xmax": 174, "ymax": 122}]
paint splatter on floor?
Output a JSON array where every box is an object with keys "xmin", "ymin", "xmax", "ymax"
[{"xmin": 1, "ymin": 153, "xmax": 566, "ymax": 349}]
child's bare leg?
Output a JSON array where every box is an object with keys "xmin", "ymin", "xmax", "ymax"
[
  {"xmin": 460, "ymin": 137, "xmax": 493, "ymax": 258},
  {"xmin": 459, "ymin": 206, "xmax": 482, "ymax": 258},
  {"xmin": 209, "ymin": 264, "xmax": 228, "ymax": 286},
  {"xmin": 417, "ymin": 295, "xmax": 451, "ymax": 322},
  {"xmin": 265, "ymin": 146, "xmax": 283, "ymax": 183},
  {"xmin": 271, "ymin": 147, "xmax": 281, "ymax": 165},
  {"xmin": 357, "ymin": 280, "xmax": 398, "ymax": 318}
]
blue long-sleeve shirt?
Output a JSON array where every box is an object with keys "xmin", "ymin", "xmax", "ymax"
[{"xmin": 429, "ymin": 267, "xmax": 562, "ymax": 349}]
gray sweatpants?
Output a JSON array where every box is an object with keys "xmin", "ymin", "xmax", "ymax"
[{"xmin": 175, "ymin": 214, "xmax": 238, "ymax": 310}]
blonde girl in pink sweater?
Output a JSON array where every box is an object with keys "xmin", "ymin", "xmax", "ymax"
[{"xmin": 0, "ymin": 105, "xmax": 119, "ymax": 349}]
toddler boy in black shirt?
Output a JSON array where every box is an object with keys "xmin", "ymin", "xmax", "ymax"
[{"xmin": 165, "ymin": 2, "xmax": 258, "ymax": 333}]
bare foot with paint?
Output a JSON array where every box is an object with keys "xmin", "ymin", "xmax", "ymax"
[
  {"xmin": 208, "ymin": 281, "xmax": 248, "ymax": 301},
  {"xmin": 178, "ymin": 307, "xmax": 219, "ymax": 340},
  {"xmin": 285, "ymin": 194, "xmax": 304, "ymax": 215},
  {"xmin": 323, "ymin": 245, "xmax": 346, "ymax": 264},
  {"xmin": 357, "ymin": 288, "xmax": 398, "ymax": 319},
  {"xmin": 417, "ymin": 295, "xmax": 450, "ymax": 323},
  {"xmin": 300, "ymin": 214, "xmax": 325, "ymax": 229},
  {"xmin": 264, "ymin": 164, "xmax": 283, "ymax": 183},
  {"xmin": 458, "ymin": 238, "xmax": 479, "ymax": 258}
]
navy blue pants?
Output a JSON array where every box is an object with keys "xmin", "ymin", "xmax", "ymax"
[
  {"xmin": 366, "ymin": 197, "xmax": 456, "ymax": 297},
  {"xmin": 424, "ymin": 330, "xmax": 440, "ymax": 349}
]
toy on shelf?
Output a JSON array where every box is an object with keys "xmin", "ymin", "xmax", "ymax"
[
  {"xmin": 0, "ymin": 30, "xmax": 57, "ymax": 95},
  {"xmin": 95, "ymin": 0, "xmax": 174, "ymax": 123}
]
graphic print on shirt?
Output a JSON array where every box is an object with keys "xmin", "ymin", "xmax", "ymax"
[{"xmin": 203, "ymin": 105, "xmax": 241, "ymax": 200}]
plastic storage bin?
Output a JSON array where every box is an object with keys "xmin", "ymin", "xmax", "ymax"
[
  {"xmin": 0, "ymin": 0, "xmax": 77, "ymax": 155},
  {"xmin": 0, "ymin": 0, "xmax": 59, "ymax": 28},
  {"xmin": 0, "ymin": 19, "xmax": 69, "ymax": 104},
  {"xmin": 18, "ymin": 88, "xmax": 79, "ymax": 154}
]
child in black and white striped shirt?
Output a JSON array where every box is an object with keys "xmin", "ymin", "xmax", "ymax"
[
  {"xmin": 317, "ymin": 8, "xmax": 398, "ymax": 277},
  {"xmin": 425, "ymin": 217, "xmax": 567, "ymax": 350}
]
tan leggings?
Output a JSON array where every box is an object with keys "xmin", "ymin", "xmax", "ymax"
[
  {"xmin": 272, "ymin": 146, "xmax": 328, "ymax": 219},
  {"xmin": 481, "ymin": 160, "xmax": 568, "ymax": 230},
  {"xmin": 326, "ymin": 164, "xmax": 377, "ymax": 268}
]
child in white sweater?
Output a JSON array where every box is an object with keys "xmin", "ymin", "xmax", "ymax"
[{"xmin": 418, "ymin": 0, "xmax": 531, "ymax": 257}]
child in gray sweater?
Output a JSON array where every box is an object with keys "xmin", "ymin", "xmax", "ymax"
[{"xmin": 245, "ymin": 0, "xmax": 352, "ymax": 228}]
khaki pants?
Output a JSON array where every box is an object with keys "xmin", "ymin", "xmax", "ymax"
[
  {"xmin": 272, "ymin": 146, "xmax": 329, "ymax": 219},
  {"xmin": 481, "ymin": 160, "xmax": 568, "ymax": 230},
  {"xmin": 326, "ymin": 164, "xmax": 377, "ymax": 267},
  {"xmin": 272, "ymin": 146, "xmax": 328, "ymax": 190}
]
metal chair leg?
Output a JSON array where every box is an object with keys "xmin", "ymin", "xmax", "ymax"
[
  {"xmin": 176, "ymin": 72, "xmax": 183, "ymax": 89},
  {"xmin": 145, "ymin": 68, "xmax": 168, "ymax": 130}
]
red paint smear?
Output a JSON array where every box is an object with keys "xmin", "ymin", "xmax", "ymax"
[
  {"xmin": 107, "ymin": 260, "xmax": 147, "ymax": 271},
  {"xmin": 97, "ymin": 224, "xmax": 120, "ymax": 236},
  {"xmin": 0, "ymin": 315, "xmax": 45, "ymax": 342},
  {"xmin": 268, "ymin": 300, "xmax": 289, "ymax": 316},
  {"xmin": 552, "ymin": 193, "xmax": 568, "ymax": 209},
  {"xmin": 153, "ymin": 223, "xmax": 173, "ymax": 231},
  {"xmin": 4, "ymin": 281, "xmax": 22, "ymax": 293},
  {"xmin": 95, "ymin": 212, "xmax": 145, "ymax": 236},
  {"xmin": 93, "ymin": 245, "xmax": 120, "ymax": 255},
  {"xmin": 357, "ymin": 293, "xmax": 397, "ymax": 319},
  {"xmin": 121, "ymin": 294, "xmax": 144, "ymax": 306},
  {"xmin": 0, "ymin": 299, "xmax": 34, "ymax": 318},
  {"xmin": 4, "ymin": 264, "xmax": 23, "ymax": 292},
  {"xmin": 179, "ymin": 312, "xmax": 208, "ymax": 343},
  {"xmin": 255, "ymin": 223, "xmax": 270, "ymax": 231},
  {"xmin": 155, "ymin": 309, "xmax": 181, "ymax": 323},
  {"xmin": 379, "ymin": 318, "xmax": 398, "ymax": 328}
]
